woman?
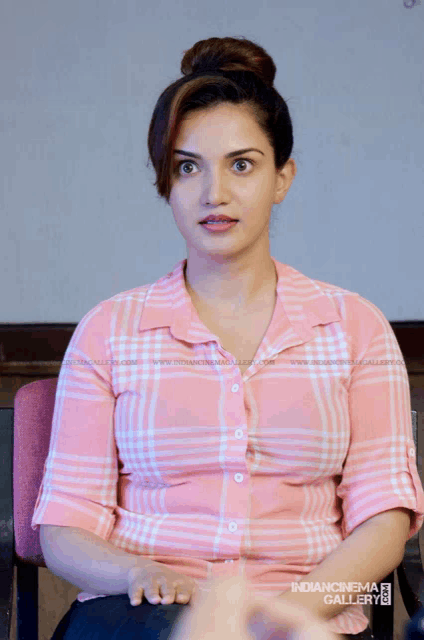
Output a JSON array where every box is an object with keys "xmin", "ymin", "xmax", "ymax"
[{"xmin": 33, "ymin": 36, "xmax": 424, "ymax": 640}]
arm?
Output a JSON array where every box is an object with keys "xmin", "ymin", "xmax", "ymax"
[
  {"xmin": 40, "ymin": 524, "xmax": 155, "ymax": 595},
  {"xmin": 278, "ymin": 507, "xmax": 411, "ymax": 620},
  {"xmin": 288, "ymin": 295, "xmax": 424, "ymax": 621}
]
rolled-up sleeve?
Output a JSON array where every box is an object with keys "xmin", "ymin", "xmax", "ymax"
[
  {"xmin": 336, "ymin": 295, "xmax": 424, "ymax": 541},
  {"xmin": 31, "ymin": 301, "xmax": 117, "ymax": 541}
]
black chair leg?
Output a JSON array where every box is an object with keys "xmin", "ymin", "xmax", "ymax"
[
  {"xmin": 16, "ymin": 563, "xmax": 38, "ymax": 640},
  {"xmin": 0, "ymin": 563, "xmax": 14, "ymax": 640}
]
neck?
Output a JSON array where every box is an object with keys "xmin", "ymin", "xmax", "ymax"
[{"xmin": 183, "ymin": 245, "xmax": 277, "ymax": 311}]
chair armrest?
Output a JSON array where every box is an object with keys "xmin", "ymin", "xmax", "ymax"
[{"xmin": 0, "ymin": 408, "xmax": 14, "ymax": 640}]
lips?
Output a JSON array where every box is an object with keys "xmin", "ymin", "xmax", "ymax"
[{"xmin": 200, "ymin": 215, "xmax": 238, "ymax": 224}]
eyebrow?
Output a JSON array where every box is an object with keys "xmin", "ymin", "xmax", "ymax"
[{"xmin": 173, "ymin": 147, "xmax": 265, "ymax": 159}]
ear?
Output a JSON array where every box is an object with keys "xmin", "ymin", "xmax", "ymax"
[{"xmin": 274, "ymin": 158, "xmax": 297, "ymax": 205}]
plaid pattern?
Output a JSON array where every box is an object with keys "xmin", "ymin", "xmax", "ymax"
[{"xmin": 32, "ymin": 257, "xmax": 424, "ymax": 635}]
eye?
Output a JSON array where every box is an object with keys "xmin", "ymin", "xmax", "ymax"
[
  {"xmin": 233, "ymin": 158, "xmax": 255, "ymax": 173},
  {"xmin": 174, "ymin": 157, "xmax": 255, "ymax": 176}
]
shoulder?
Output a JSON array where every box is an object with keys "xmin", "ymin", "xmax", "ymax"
[
  {"xmin": 98, "ymin": 283, "xmax": 152, "ymax": 310},
  {"xmin": 71, "ymin": 282, "xmax": 153, "ymax": 341},
  {"xmin": 312, "ymin": 276, "xmax": 391, "ymax": 330},
  {"xmin": 305, "ymin": 274, "xmax": 396, "ymax": 362}
]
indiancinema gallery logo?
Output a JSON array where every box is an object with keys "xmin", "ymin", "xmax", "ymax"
[
  {"xmin": 404, "ymin": 0, "xmax": 421, "ymax": 7},
  {"xmin": 290, "ymin": 582, "xmax": 391, "ymax": 606}
]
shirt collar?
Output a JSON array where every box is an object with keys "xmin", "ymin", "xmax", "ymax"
[{"xmin": 138, "ymin": 257, "xmax": 341, "ymax": 352}]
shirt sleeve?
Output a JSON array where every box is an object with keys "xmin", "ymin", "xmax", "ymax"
[
  {"xmin": 336, "ymin": 294, "xmax": 424, "ymax": 541},
  {"xmin": 31, "ymin": 301, "xmax": 117, "ymax": 541}
]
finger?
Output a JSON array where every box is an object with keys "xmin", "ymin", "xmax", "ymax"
[
  {"xmin": 158, "ymin": 582, "xmax": 176, "ymax": 604},
  {"xmin": 144, "ymin": 585, "xmax": 161, "ymax": 604},
  {"xmin": 188, "ymin": 583, "xmax": 202, "ymax": 606},
  {"xmin": 175, "ymin": 590, "xmax": 191, "ymax": 603},
  {"xmin": 130, "ymin": 587, "xmax": 144, "ymax": 606}
]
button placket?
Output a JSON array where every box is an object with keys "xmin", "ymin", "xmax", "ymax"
[{"xmin": 227, "ymin": 377, "xmax": 244, "ymax": 550}]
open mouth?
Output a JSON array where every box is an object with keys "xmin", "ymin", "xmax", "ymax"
[
  {"xmin": 200, "ymin": 219, "xmax": 238, "ymax": 224},
  {"xmin": 200, "ymin": 219, "xmax": 239, "ymax": 231}
]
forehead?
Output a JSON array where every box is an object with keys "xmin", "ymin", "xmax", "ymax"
[{"xmin": 175, "ymin": 103, "xmax": 263, "ymax": 144}]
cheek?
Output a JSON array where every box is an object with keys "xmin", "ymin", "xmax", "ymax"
[
  {"xmin": 241, "ymin": 175, "xmax": 272, "ymax": 200},
  {"xmin": 169, "ymin": 188, "xmax": 187, "ymax": 213},
  {"xmin": 173, "ymin": 184, "xmax": 196, "ymax": 207}
]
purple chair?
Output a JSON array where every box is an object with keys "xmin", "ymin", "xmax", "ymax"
[
  {"xmin": 0, "ymin": 378, "xmax": 423, "ymax": 640},
  {"xmin": 1, "ymin": 378, "xmax": 58, "ymax": 640}
]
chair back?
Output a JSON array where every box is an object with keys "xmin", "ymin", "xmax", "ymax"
[{"xmin": 13, "ymin": 378, "xmax": 58, "ymax": 566}]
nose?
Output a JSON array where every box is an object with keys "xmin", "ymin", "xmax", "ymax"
[{"xmin": 202, "ymin": 168, "xmax": 230, "ymax": 206}]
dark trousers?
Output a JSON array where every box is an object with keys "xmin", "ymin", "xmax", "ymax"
[{"xmin": 50, "ymin": 594, "xmax": 375, "ymax": 640}]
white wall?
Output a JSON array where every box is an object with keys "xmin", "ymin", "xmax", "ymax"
[{"xmin": 1, "ymin": 0, "xmax": 423, "ymax": 322}]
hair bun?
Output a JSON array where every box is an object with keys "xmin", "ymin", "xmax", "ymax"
[{"xmin": 181, "ymin": 36, "xmax": 276, "ymax": 87}]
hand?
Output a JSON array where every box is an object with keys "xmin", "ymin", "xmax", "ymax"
[
  {"xmin": 168, "ymin": 575, "xmax": 341, "ymax": 640},
  {"xmin": 127, "ymin": 561, "xmax": 197, "ymax": 606}
]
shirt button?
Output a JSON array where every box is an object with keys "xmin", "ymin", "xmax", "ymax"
[
  {"xmin": 231, "ymin": 383, "xmax": 239, "ymax": 393},
  {"xmin": 410, "ymin": 447, "xmax": 415, "ymax": 456},
  {"xmin": 235, "ymin": 429, "xmax": 243, "ymax": 439},
  {"xmin": 234, "ymin": 473, "xmax": 244, "ymax": 483},
  {"xmin": 228, "ymin": 521, "xmax": 238, "ymax": 532}
]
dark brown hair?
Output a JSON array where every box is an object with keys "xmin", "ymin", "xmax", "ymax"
[{"xmin": 147, "ymin": 36, "xmax": 294, "ymax": 204}]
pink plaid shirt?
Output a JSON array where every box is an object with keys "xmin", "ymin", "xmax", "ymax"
[{"xmin": 32, "ymin": 257, "xmax": 424, "ymax": 635}]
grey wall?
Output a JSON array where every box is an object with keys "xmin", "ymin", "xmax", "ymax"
[{"xmin": 2, "ymin": 0, "xmax": 423, "ymax": 322}]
